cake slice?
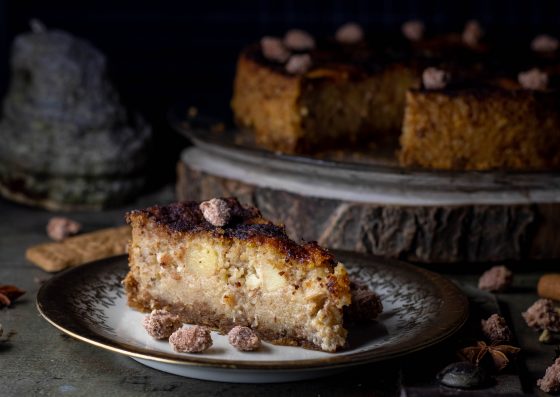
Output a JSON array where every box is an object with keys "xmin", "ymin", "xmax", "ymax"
[
  {"xmin": 399, "ymin": 85, "xmax": 560, "ymax": 170},
  {"xmin": 123, "ymin": 198, "xmax": 351, "ymax": 352}
]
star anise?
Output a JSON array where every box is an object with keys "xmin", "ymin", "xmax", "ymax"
[
  {"xmin": 459, "ymin": 341, "xmax": 520, "ymax": 371},
  {"xmin": 0, "ymin": 285, "xmax": 25, "ymax": 308}
]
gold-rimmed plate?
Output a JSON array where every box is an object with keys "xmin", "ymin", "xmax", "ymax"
[{"xmin": 37, "ymin": 253, "xmax": 468, "ymax": 383}]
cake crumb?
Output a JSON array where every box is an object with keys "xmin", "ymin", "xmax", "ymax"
[
  {"xmin": 260, "ymin": 36, "xmax": 290, "ymax": 63},
  {"xmin": 481, "ymin": 314, "xmax": 512, "ymax": 343},
  {"xmin": 335, "ymin": 22, "xmax": 364, "ymax": 44},
  {"xmin": 199, "ymin": 198, "xmax": 232, "ymax": 227},
  {"xmin": 422, "ymin": 67, "xmax": 450, "ymax": 90},
  {"xmin": 402, "ymin": 20, "xmax": 425, "ymax": 42},
  {"xmin": 46, "ymin": 217, "xmax": 82, "ymax": 241},
  {"xmin": 531, "ymin": 34, "xmax": 559, "ymax": 53},
  {"xmin": 142, "ymin": 309, "xmax": 182, "ymax": 339},
  {"xmin": 285, "ymin": 54, "xmax": 312, "ymax": 75},
  {"xmin": 478, "ymin": 265, "xmax": 512, "ymax": 292},
  {"xmin": 462, "ymin": 19, "xmax": 484, "ymax": 47},
  {"xmin": 345, "ymin": 280, "xmax": 383, "ymax": 323},
  {"xmin": 228, "ymin": 326, "xmax": 261, "ymax": 351},
  {"xmin": 522, "ymin": 299, "xmax": 560, "ymax": 332},
  {"xmin": 537, "ymin": 357, "xmax": 560, "ymax": 393},
  {"xmin": 284, "ymin": 29, "xmax": 315, "ymax": 51},
  {"xmin": 518, "ymin": 68, "xmax": 548, "ymax": 91},
  {"xmin": 169, "ymin": 326, "xmax": 213, "ymax": 353}
]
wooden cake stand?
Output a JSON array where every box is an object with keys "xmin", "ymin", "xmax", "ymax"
[{"xmin": 173, "ymin": 111, "xmax": 560, "ymax": 263}]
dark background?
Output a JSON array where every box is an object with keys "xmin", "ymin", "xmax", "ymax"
[{"xmin": 2, "ymin": 0, "xmax": 560, "ymax": 182}]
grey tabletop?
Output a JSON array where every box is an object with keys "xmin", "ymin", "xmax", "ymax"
[{"xmin": 0, "ymin": 186, "xmax": 556, "ymax": 396}]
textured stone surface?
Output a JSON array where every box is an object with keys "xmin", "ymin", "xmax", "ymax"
[
  {"xmin": 0, "ymin": 186, "xmax": 548, "ymax": 396},
  {"xmin": 0, "ymin": 23, "xmax": 151, "ymax": 210},
  {"xmin": 177, "ymin": 163, "xmax": 559, "ymax": 263}
]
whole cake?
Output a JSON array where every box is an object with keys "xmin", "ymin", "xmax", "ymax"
[
  {"xmin": 123, "ymin": 198, "xmax": 353, "ymax": 352},
  {"xmin": 231, "ymin": 21, "xmax": 560, "ymax": 171}
]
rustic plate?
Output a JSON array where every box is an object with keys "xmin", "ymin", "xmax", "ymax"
[{"xmin": 37, "ymin": 253, "xmax": 468, "ymax": 383}]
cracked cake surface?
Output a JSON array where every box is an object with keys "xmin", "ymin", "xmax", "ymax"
[{"xmin": 123, "ymin": 197, "xmax": 351, "ymax": 352}]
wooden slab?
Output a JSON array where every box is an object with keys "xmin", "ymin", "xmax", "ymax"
[{"xmin": 177, "ymin": 146, "xmax": 560, "ymax": 263}]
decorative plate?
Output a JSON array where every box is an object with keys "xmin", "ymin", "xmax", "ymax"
[{"xmin": 37, "ymin": 253, "xmax": 468, "ymax": 383}]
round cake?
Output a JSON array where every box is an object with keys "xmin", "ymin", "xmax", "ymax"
[{"xmin": 231, "ymin": 21, "xmax": 560, "ymax": 171}]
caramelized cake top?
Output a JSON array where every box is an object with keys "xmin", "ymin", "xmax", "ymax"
[
  {"xmin": 243, "ymin": 27, "xmax": 560, "ymax": 87},
  {"xmin": 127, "ymin": 197, "xmax": 262, "ymax": 232},
  {"xmin": 126, "ymin": 198, "xmax": 337, "ymax": 268}
]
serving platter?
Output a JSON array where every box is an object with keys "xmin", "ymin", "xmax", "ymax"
[{"xmin": 37, "ymin": 253, "xmax": 468, "ymax": 383}]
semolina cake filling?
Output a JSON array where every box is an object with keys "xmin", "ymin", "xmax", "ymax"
[{"xmin": 124, "ymin": 199, "xmax": 351, "ymax": 352}]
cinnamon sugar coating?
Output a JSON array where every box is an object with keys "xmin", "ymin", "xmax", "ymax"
[
  {"xmin": 422, "ymin": 67, "xmax": 450, "ymax": 90},
  {"xmin": 260, "ymin": 37, "xmax": 290, "ymax": 63},
  {"xmin": 481, "ymin": 314, "xmax": 512, "ymax": 343},
  {"xmin": 169, "ymin": 326, "xmax": 213, "ymax": 353},
  {"xmin": 537, "ymin": 357, "xmax": 560, "ymax": 393},
  {"xmin": 335, "ymin": 22, "xmax": 363, "ymax": 44},
  {"xmin": 285, "ymin": 54, "xmax": 312, "ymax": 75},
  {"xmin": 142, "ymin": 309, "xmax": 182, "ymax": 339},
  {"xmin": 522, "ymin": 299, "xmax": 560, "ymax": 332},
  {"xmin": 531, "ymin": 34, "xmax": 559, "ymax": 53},
  {"xmin": 284, "ymin": 29, "xmax": 315, "ymax": 51},
  {"xmin": 478, "ymin": 265, "xmax": 512, "ymax": 292},
  {"xmin": 199, "ymin": 198, "xmax": 232, "ymax": 227},
  {"xmin": 518, "ymin": 68, "xmax": 548, "ymax": 91},
  {"xmin": 402, "ymin": 20, "xmax": 425, "ymax": 42},
  {"xmin": 228, "ymin": 326, "xmax": 261, "ymax": 351},
  {"xmin": 462, "ymin": 20, "xmax": 484, "ymax": 47},
  {"xmin": 46, "ymin": 217, "xmax": 82, "ymax": 241}
]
